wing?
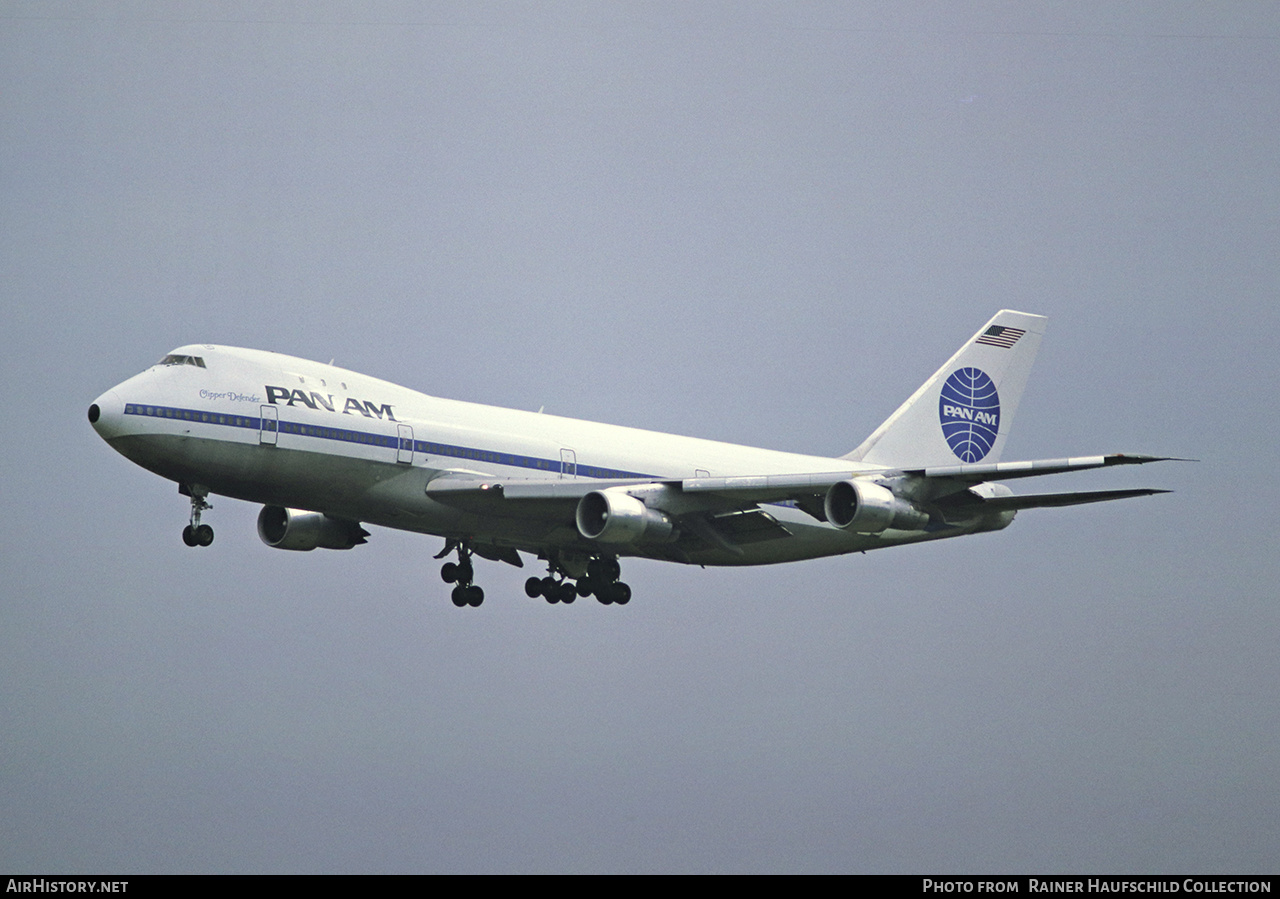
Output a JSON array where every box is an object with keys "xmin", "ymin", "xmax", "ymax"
[{"xmin": 424, "ymin": 453, "xmax": 1178, "ymax": 556}]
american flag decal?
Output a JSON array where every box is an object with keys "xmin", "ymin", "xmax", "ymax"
[{"xmin": 975, "ymin": 325, "xmax": 1026, "ymax": 348}]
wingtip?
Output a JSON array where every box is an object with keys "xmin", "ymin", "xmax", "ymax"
[{"xmin": 1105, "ymin": 453, "xmax": 1198, "ymax": 465}]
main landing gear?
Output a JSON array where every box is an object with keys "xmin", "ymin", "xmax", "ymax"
[
  {"xmin": 180, "ymin": 485, "xmax": 214, "ymax": 548},
  {"xmin": 524, "ymin": 556, "xmax": 631, "ymax": 606},
  {"xmin": 435, "ymin": 543, "xmax": 633, "ymax": 609},
  {"xmin": 437, "ymin": 540, "xmax": 484, "ymax": 607}
]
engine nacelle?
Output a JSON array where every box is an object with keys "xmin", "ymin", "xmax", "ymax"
[
  {"xmin": 575, "ymin": 490, "xmax": 676, "ymax": 545},
  {"xmin": 257, "ymin": 505, "xmax": 369, "ymax": 551},
  {"xmin": 823, "ymin": 480, "xmax": 930, "ymax": 534}
]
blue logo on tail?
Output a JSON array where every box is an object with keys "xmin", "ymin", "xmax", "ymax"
[{"xmin": 939, "ymin": 368, "xmax": 1000, "ymax": 462}]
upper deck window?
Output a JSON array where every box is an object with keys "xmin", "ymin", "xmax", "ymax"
[{"xmin": 157, "ymin": 354, "xmax": 206, "ymax": 368}]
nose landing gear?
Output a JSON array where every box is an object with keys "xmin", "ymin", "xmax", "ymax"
[{"xmin": 180, "ymin": 485, "xmax": 214, "ymax": 547}]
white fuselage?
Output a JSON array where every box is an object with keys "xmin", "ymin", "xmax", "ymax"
[{"xmin": 90, "ymin": 345, "xmax": 1000, "ymax": 566}]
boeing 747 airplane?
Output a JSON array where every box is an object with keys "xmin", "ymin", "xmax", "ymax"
[{"xmin": 88, "ymin": 310, "xmax": 1173, "ymax": 608}]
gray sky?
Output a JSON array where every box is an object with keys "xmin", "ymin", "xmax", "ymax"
[{"xmin": 2, "ymin": 1, "xmax": 1277, "ymax": 873}]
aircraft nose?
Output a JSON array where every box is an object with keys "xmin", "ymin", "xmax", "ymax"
[{"xmin": 88, "ymin": 388, "xmax": 125, "ymax": 440}]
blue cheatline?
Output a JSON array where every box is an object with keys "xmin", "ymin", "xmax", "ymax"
[{"xmin": 122, "ymin": 403, "xmax": 652, "ymax": 480}]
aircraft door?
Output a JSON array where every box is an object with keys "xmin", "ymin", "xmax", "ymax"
[
  {"xmin": 560, "ymin": 448, "xmax": 577, "ymax": 479},
  {"xmin": 259, "ymin": 405, "xmax": 278, "ymax": 445},
  {"xmin": 397, "ymin": 424, "xmax": 414, "ymax": 464}
]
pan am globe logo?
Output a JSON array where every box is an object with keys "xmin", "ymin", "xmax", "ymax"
[{"xmin": 939, "ymin": 367, "xmax": 1000, "ymax": 462}]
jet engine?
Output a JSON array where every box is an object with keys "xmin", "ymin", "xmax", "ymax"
[
  {"xmin": 575, "ymin": 490, "xmax": 676, "ymax": 545},
  {"xmin": 823, "ymin": 480, "xmax": 929, "ymax": 534},
  {"xmin": 257, "ymin": 505, "xmax": 370, "ymax": 551}
]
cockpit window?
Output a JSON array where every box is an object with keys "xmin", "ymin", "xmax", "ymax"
[{"xmin": 157, "ymin": 354, "xmax": 206, "ymax": 368}]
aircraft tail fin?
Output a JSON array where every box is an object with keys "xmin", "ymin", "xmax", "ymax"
[{"xmin": 844, "ymin": 310, "xmax": 1047, "ymax": 468}]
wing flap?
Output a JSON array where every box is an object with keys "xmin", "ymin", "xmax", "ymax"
[{"xmin": 681, "ymin": 509, "xmax": 795, "ymax": 556}]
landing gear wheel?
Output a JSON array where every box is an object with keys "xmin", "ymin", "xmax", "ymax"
[
  {"xmin": 585, "ymin": 556, "xmax": 629, "ymax": 605},
  {"xmin": 525, "ymin": 577, "xmax": 543, "ymax": 598},
  {"xmin": 587, "ymin": 558, "xmax": 620, "ymax": 582},
  {"xmin": 442, "ymin": 541, "xmax": 481, "ymax": 606},
  {"xmin": 599, "ymin": 582, "xmax": 631, "ymax": 605},
  {"xmin": 182, "ymin": 486, "xmax": 213, "ymax": 548},
  {"xmin": 557, "ymin": 583, "xmax": 577, "ymax": 604}
]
